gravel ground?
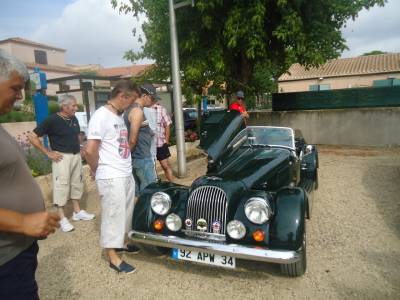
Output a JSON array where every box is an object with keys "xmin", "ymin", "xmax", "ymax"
[{"xmin": 36, "ymin": 146, "xmax": 400, "ymax": 300}]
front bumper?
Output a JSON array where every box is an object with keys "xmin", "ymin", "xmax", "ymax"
[{"xmin": 129, "ymin": 230, "xmax": 301, "ymax": 264}]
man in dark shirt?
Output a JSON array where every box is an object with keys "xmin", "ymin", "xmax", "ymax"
[
  {"xmin": 0, "ymin": 49, "xmax": 60, "ymax": 300},
  {"xmin": 28, "ymin": 95, "xmax": 94, "ymax": 232}
]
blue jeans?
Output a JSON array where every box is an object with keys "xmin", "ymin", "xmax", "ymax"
[{"xmin": 132, "ymin": 158, "xmax": 156, "ymax": 195}]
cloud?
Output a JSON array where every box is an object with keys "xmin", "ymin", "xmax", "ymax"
[
  {"xmin": 341, "ymin": 0, "xmax": 400, "ymax": 57},
  {"xmin": 31, "ymin": 0, "xmax": 144, "ymax": 67}
]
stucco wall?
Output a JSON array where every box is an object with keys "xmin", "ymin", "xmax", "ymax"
[
  {"xmin": 249, "ymin": 107, "xmax": 400, "ymax": 146},
  {"xmin": 6, "ymin": 42, "xmax": 66, "ymax": 66},
  {"xmin": 278, "ymin": 73, "xmax": 400, "ymax": 93}
]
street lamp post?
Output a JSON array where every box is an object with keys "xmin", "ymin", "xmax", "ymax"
[{"xmin": 168, "ymin": 0, "xmax": 193, "ymax": 178}]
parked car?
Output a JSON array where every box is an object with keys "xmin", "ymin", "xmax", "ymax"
[
  {"xmin": 129, "ymin": 110, "xmax": 318, "ymax": 276},
  {"xmin": 182, "ymin": 108, "xmax": 197, "ymax": 130}
]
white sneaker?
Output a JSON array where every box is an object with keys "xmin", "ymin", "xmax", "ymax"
[
  {"xmin": 60, "ymin": 217, "xmax": 74, "ymax": 232},
  {"xmin": 72, "ymin": 210, "xmax": 95, "ymax": 221}
]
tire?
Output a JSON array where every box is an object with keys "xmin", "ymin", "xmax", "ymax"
[
  {"xmin": 140, "ymin": 244, "xmax": 170, "ymax": 256},
  {"xmin": 280, "ymin": 230, "xmax": 307, "ymax": 277},
  {"xmin": 314, "ymin": 168, "xmax": 319, "ymax": 190}
]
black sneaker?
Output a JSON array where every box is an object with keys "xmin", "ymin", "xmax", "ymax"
[
  {"xmin": 115, "ymin": 244, "xmax": 141, "ymax": 254},
  {"xmin": 109, "ymin": 261, "xmax": 136, "ymax": 274}
]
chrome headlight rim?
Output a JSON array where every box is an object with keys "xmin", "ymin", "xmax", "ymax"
[
  {"xmin": 166, "ymin": 213, "xmax": 182, "ymax": 232},
  {"xmin": 227, "ymin": 220, "xmax": 246, "ymax": 240},
  {"xmin": 244, "ymin": 197, "xmax": 272, "ymax": 225},
  {"xmin": 150, "ymin": 192, "xmax": 172, "ymax": 216}
]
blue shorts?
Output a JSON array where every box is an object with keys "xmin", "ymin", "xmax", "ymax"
[
  {"xmin": 132, "ymin": 158, "xmax": 156, "ymax": 195},
  {"xmin": 0, "ymin": 242, "xmax": 39, "ymax": 300}
]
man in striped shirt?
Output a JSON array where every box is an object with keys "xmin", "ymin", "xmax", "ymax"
[{"xmin": 154, "ymin": 102, "xmax": 173, "ymax": 181}]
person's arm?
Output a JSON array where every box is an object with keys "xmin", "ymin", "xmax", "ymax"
[
  {"xmin": 85, "ymin": 139, "xmax": 101, "ymax": 174},
  {"xmin": 27, "ymin": 131, "xmax": 63, "ymax": 162},
  {"xmin": 128, "ymin": 107, "xmax": 144, "ymax": 150},
  {"xmin": 163, "ymin": 107, "xmax": 172, "ymax": 145},
  {"xmin": 165, "ymin": 124, "xmax": 171, "ymax": 145},
  {"xmin": 0, "ymin": 208, "xmax": 60, "ymax": 238}
]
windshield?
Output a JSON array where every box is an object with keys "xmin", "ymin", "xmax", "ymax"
[{"xmin": 228, "ymin": 126, "xmax": 295, "ymax": 150}]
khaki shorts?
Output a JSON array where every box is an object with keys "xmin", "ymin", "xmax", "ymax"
[
  {"xmin": 96, "ymin": 176, "xmax": 135, "ymax": 249},
  {"xmin": 52, "ymin": 153, "xmax": 83, "ymax": 206}
]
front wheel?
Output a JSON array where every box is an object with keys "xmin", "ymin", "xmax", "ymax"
[{"xmin": 280, "ymin": 231, "xmax": 307, "ymax": 277}]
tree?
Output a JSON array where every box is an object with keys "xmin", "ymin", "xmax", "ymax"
[
  {"xmin": 362, "ymin": 50, "xmax": 387, "ymax": 56},
  {"xmin": 112, "ymin": 0, "xmax": 386, "ymax": 99}
]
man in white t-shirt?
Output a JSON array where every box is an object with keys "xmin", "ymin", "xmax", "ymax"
[{"xmin": 85, "ymin": 80, "xmax": 140, "ymax": 274}]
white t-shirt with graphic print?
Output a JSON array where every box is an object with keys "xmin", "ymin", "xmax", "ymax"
[{"xmin": 88, "ymin": 106, "xmax": 132, "ymax": 179}]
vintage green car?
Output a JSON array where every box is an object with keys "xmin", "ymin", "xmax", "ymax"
[{"xmin": 129, "ymin": 110, "xmax": 318, "ymax": 276}]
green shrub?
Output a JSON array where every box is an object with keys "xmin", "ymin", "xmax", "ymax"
[
  {"xmin": 25, "ymin": 148, "xmax": 52, "ymax": 177},
  {"xmin": 77, "ymin": 103, "xmax": 84, "ymax": 112},
  {"xmin": 0, "ymin": 110, "xmax": 35, "ymax": 123},
  {"xmin": 48, "ymin": 101, "xmax": 60, "ymax": 114},
  {"xmin": 47, "ymin": 95, "xmax": 58, "ymax": 102}
]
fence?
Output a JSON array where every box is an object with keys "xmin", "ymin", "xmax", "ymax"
[{"xmin": 272, "ymin": 86, "xmax": 400, "ymax": 111}]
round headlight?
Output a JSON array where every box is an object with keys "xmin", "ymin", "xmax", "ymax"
[
  {"xmin": 166, "ymin": 213, "xmax": 182, "ymax": 232},
  {"xmin": 244, "ymin": 197, "xmax": 272, "ymax": 224},
  {"xmin": 150, "ymin": 192, "xmax": 171, "ymax": 216},
  {"xmin": 227, "ymin": 220, "xmax": 246, "ymax": 240}
]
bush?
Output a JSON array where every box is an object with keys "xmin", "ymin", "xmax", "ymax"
[
  {"xmin": 15, "ymin": 133, "xmax": 52, "ymax": 177},
  {"xmin": 0, "ymin": 110, "xmax": 35, "ymax": 123},
  {"xmin": 48, "ymin": 101, "xmax": 60, "ymax": 114},
  {"xmin": 25, "ymin": 148, "xmax": 52, "ymax": 177}
]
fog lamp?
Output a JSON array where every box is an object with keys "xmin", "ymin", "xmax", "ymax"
[
  {"xmin": 153, "ymin": 219, "xmax": 164, "ymax": 231},
  {"xmin": 252, "ymin": 230, "xmax": 265, "ymax": 242},
  {"xmin": 166, "ymin": 213, "xmax": 182, "ymax": 232},
  {"xmin": 227, "ymin": 220, "xmax": 246, "ymax": 240}
]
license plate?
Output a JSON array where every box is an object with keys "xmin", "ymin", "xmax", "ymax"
[{"xmin": 171, "ymin": 248, "xmax": 236, "ymax": 269}]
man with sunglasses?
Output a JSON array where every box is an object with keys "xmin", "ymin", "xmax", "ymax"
[{"xmin": 229, "ymin": 90, "xmax": 249, "ymax": 124}]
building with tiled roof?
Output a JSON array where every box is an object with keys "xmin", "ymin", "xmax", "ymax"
[
  {"xmin": 278, "ymin": 53, "xmax": 400, "ymax": 93},
  {"xmin": 97, "ymin": 64, "xmax": 153, "ymax": 78},
  {"xmin": 0, "ymin": 37, "xmax": 79, "ymax": 95}
]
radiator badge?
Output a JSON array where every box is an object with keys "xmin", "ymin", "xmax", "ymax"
[
  {"xmin": 197, "ymin": 218, "xmax": 207, "ymax": 232},
  {"xmin": 212, "ymin": 221, "xmax": 221, "ymax": 234},
  {"xmin": 185, "ymin": 218, "xmax": 193, "ymax": 229}
]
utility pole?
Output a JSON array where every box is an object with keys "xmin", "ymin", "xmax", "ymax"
[{"xmin": 168, "ymin": 0, "xmax": 194, "ymax": 177}]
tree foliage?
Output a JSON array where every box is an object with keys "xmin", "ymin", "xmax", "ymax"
[{"xmin": 112, "ymin": 0, "xmax": 386, "ymax": 98}]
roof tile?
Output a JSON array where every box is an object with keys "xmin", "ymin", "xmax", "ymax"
[{"xmin": 279, "ymin": 53, "xmax": 400, "ymax": 81}]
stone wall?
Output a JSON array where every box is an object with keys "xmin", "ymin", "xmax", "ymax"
[{"xmin": 249, "ymin": 107, "xmax": 400, "ymax": 146}]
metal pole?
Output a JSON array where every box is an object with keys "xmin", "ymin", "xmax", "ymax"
[{"xmin": 168, "ymin": 0, "xmax": 187, "ymax": 177}]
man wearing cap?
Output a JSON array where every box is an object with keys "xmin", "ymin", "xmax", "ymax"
[
  {"xmin": 124, "ymin": 83, "xmax": 157, "ymax": 194},
  {"xmin": 229, "ymin": 90, "xmax": 249, "ymax": 124}
]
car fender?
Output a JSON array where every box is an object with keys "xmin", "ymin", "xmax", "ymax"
[
  {"xmin": 132, "ymin": 182, "xmax": 189, "ymax": 232},
  {"xmin": 269, "ymin": 187, "xmax": 306, "ymax": 250}
]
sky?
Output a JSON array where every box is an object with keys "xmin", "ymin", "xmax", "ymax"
[{"xmin": 0, "ymin": 0, "xmax": 399, "ymax": 67}]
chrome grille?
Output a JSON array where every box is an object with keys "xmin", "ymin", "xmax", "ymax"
[{"xmin": 185, "ymin": 186, "xmax": 228, "ymax": 236}]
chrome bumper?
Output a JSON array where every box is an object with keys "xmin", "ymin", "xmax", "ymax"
[{"xmin": 129, "ymin": 230, "xmax": 301, "ymax": 264}]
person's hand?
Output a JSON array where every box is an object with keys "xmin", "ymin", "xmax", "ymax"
[
  {"xmin": 47, "ymin": 151, "xmax": 63, "ymax": 162},
  {"xmin": 21, "ymin": 212, "xmax": 60, "ymax": 238},
  {"xmin": 242, "ymin": 111, "xmax": 249, "ymax": 119}
]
